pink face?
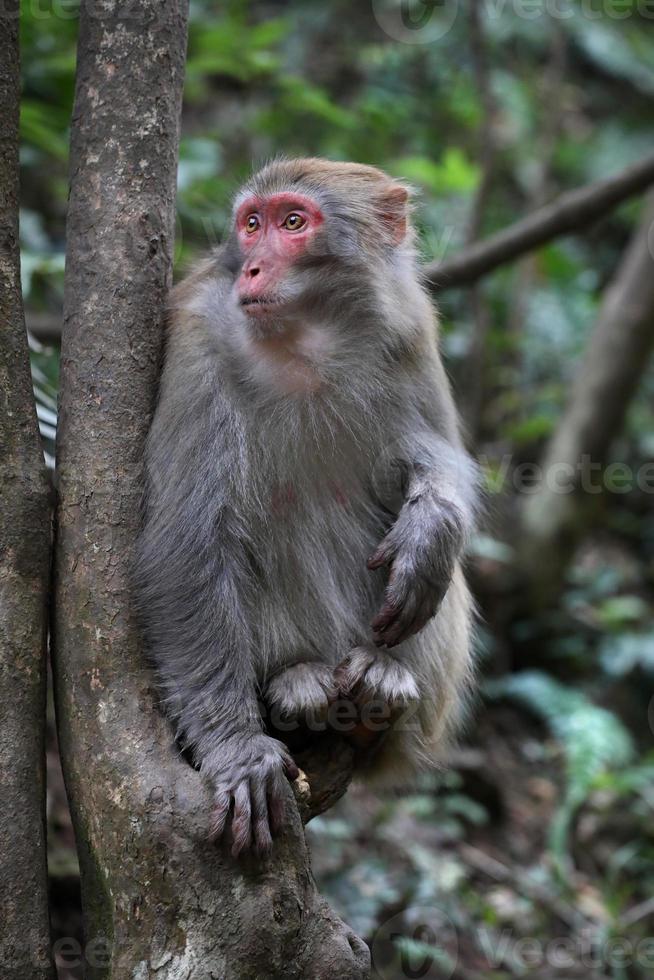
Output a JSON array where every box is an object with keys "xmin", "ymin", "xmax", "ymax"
[{"xmin": 234, "ymin": 192, "xmax": 324, "ymax": 314}]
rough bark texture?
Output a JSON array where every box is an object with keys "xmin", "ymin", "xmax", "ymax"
[
  {"xmin": 0, "ymin": 3, "xmax": 54, "ymax": 977},
  {"xmin": 519, "ymin": 195, "xmax": 654, "ymax": 599},
  {"xmin": 52, "ymin": 3, "xmax": 369, "ymax": 978},
  {"xmin": 294, "ymin": 738, "xmax": 356, "ymax": 823}
]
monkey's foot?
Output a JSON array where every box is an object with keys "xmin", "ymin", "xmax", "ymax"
[
  {"xmin": 265, "ymin": 661, "xmax": 337, "ymax": 723},
  {"xmin": 334, "ymin": 647, "xmax": 420, "ymax": 754},
  {"xmin": 334, "ymin": 646, "xmax": 419, "ymax": 709}
]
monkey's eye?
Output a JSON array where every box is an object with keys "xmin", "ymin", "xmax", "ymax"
[
  {"xmin": 282, "ymin": 212, "xmax": 306, "ymax": 232},
  {"xmin": 245, "ymin": 214, "xmax": 260, "ymax": 234}
]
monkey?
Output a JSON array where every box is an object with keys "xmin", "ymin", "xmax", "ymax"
[{"xmin": 133, "ymin": 158, "xmax": 477, "ymax": 857}]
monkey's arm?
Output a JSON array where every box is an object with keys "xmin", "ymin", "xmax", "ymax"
[{"xmin": 369, "ymin": 364, "xmax": 477, "ymax": 648}]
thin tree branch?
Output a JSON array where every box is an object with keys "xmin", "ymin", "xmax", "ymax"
[
  {"xmin": 0, "ymin": 2, "xmax": 54, "ymax": 976},
  {"xmin": 426, "ymin": 152, "xmax": 654, "ymax": 291},
  {"xmin": 518, "ymin": 193, "xmax": 654, "ymax": 604}
]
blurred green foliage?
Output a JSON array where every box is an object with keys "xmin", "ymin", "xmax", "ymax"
[
  {"xmin": 20, "ymin": 0, "xmax": 654, "ymax": 446},
  {"xmin": 19, "ymin": 1, "xmax": 654, "ymax": 976}
]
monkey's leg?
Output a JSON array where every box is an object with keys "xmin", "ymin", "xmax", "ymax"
[{"xmin": 265, "ymin": 661, "xmax": 337, "ymax": 722}]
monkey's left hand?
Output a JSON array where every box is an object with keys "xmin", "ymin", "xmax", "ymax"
[{"xmin": 367, "ymin": 490, "xmax": 463, "ymax": 648}]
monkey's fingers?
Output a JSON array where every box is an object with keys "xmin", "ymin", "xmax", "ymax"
[
  {"xmin": 250, "ymin": 777, "xmax": 273, "ymax": 855},
  {"xmin": 209, "ymin": 790, "xmax": 231, "ymax": 841},
  {"xmin": 230, "ymin": 782, "xmax": 252, "ymax": 857},
  {"xmin": 371, "ymin": 599, "xmax": 401, "ymax": 638},
  {"xmin": 371, "ymin": 570, "xmax": 407, "ymax": 644},
  {"xmin": 268, "ymin": 785, "xmax": 286, "ymax": 836},
  {"xmin": 382, "ymin": 589, "xmax": 444, "ymax": 647},
  {"xmin": 282, "ymin": 754, "xmax": 300, "ymax": 781},
  {"xmin": 268, "ymin": 753, "xmax": 299, "ymax": 834},
  {"xmin": 383, "ymin": 608, "xmax": 429, "ymax": 648},
  {"xmin": 372, "ymin": 612, "xmax": 412, "ymax": 647},
  {"xmin": 367, "ymin": 541, "xmax": 396, "ymax": 570},
  {"xmin": 372, "ymin": 576, "xmax": 421, "ymax": 646}
]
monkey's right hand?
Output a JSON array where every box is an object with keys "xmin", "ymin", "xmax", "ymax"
[
  {"xmin": 368, "ymin": 491, "xmax": 463, "ymax": 647},
  {"xmin": 207, "ymin": 733, "xmax": 299, "ymax": 857}
]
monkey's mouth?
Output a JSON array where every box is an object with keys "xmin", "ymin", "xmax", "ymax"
[{"xmin": 240, "ymin": 296, "xmax": 281, "ymax": 313}]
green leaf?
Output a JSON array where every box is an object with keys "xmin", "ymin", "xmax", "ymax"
[
  {"xmin": 392, "ymin": 148, "xmax": 479, "ymax": 195},
  {"xmin": 505, "ymin": 414, "xmax": 555, "ymax": 446},
  {"xmin": 596, "ymin": 596, "xmax": 650, "ymax": 631}
]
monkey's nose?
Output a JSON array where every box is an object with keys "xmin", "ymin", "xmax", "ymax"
[{"xmin": 247, "ymin": 265, "xmax": 260, "ymax": 278}]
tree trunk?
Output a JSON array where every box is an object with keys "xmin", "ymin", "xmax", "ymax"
[
  {"xmin": 519, "ymin": 195, "xmax": 654, "ymax": 601},
  {"xmin": 52, "ymin": 3, "xmax": 369, "ymax": 977},
  {"xmin": 0, "ymin": 3, "xmax": 54, "ymax": 978}
]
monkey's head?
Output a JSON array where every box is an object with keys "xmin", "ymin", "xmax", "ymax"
[{"xmin": 227, "ymin": 158, "xmax": 413, "ymax": 327}]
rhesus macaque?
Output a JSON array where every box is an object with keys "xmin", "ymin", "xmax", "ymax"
[{"xmin": 133, "ymin": 158, "xmax": 477, "ymax": 856}]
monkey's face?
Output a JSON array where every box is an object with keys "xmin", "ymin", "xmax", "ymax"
[
  {"xmin": 232, "ymin": 191, "xmax": 326, "ymax": 324},
  {"xmin": 227, "ymin": 161, "xmax": 413, "ymax": 334}
]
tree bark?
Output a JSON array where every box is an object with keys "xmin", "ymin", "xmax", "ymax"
[
  {"xmin": 0, "ymin": 3, "xmax": 54, "ymax": 978},
  {"xmin": 519, "ymin": 195, "xmax": 654, "ymax": 600},
  {"xmin": 52, "ymin": 3, "xmax": 369, "ymax": 978}
]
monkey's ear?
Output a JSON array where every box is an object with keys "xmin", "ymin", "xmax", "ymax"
[{"xmin": 377, "ymin": 184, "xmax": 410, "ymax": 245}]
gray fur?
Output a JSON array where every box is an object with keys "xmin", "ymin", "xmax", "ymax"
[{"xmin": 132, "ymin": 158, "xmax": 477, "ymax": 855}]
